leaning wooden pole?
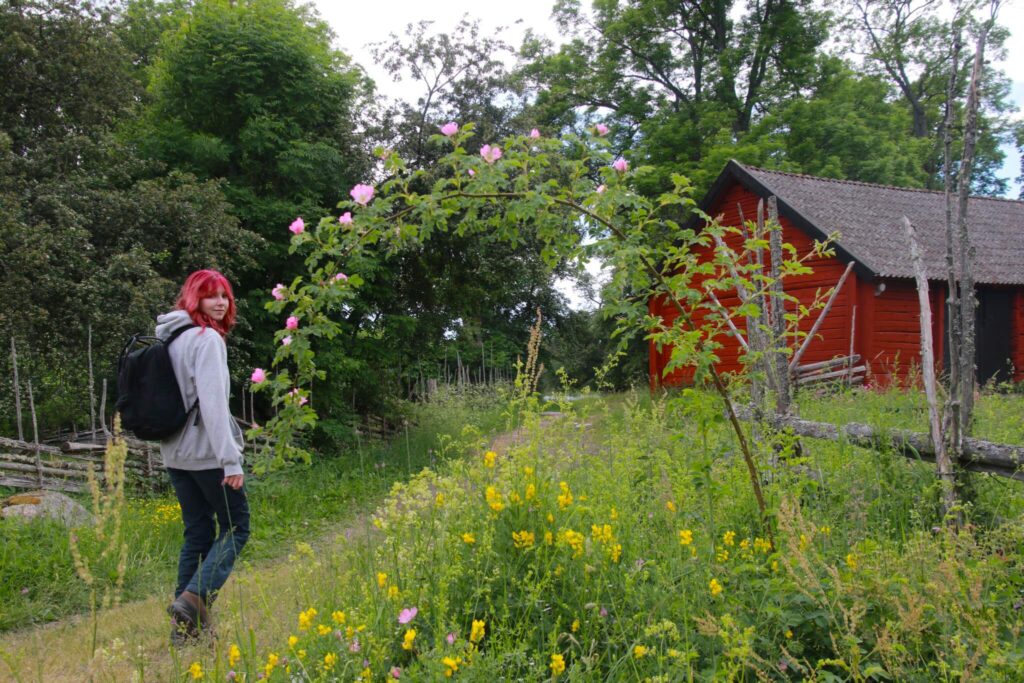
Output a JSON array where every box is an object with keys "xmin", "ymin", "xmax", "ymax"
[
  {"xmin": 11, "ymin": 337, "xmax": 24, "ymax": 442},
  {"xmin": 88, "ymin": 324, "xmax": 97, "ymax": 436},
  {"xmin": 789, "ymin": 262, "xmax": 855, "ymax": 371},
  {"xmin": 767, "ymin": 197, "xmax": 790, "ymax": 415},
  {"xmin": 903, "ymin": 216, "xmax": 958, "ymax": 515},
  {"xmin": 943, "ymin": 27, "xmax": 963, "ymax": 455}
]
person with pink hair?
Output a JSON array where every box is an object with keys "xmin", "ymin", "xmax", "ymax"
[{"xmin": 156, "ymin": 270, "xmax": 248, "ymax": 644}]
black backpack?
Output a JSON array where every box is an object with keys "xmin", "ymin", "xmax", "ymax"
[{"xmin": 116, "ymin": 325, "xmax": 198, "ymax": 440}]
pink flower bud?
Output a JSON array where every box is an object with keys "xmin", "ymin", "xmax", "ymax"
[
  {"xmin": 289, "ymin": 388, "xmax": 307, "ymax": 406},
  {"xmin": 390, "ymin": 667, "xmax": 402, "ymax": 679},
  {"xmin": 338, "ymin": 212, "xmax": 353, "ymax": 224},
  {"xmin": 289, "ymin": 217, "xmax": 305, "ymax": 235},
  {"xmin": 281, "ymin": 335, "xmax": 292, "ymax": 346},
  {"xmin": 286, "ymin": 316, "xmax": 299, "ymax": 330},
  {"xmin": 529, "ymin": 128, "xmax": 541, "ymax": 139},
  {"xmin": 251, "ymin": 368, "xmax": 266, "ymax": 384},
  {"xmin": 595, "ymin": 123, "xmax": 609, "ymax": 136},
  {"xmin": 350, "ymin": 184, "xmax": 375, "ymax": 206},
  {"xmin": 612, "ymin": 157, "xmax": 628, "ymax": 173},
  {"xmin": 596, "ymin": 184, "xmax": 606, "ymax": 193},
  {"xmin": 446, "ymin": 632, "xmax": 456, "ymax": 645},
  {"xmin": 468, "ymin": 168, "xmax": 476, "ymax": 177},
  {"xmin": 334, "ymin": 273, "xmax": 348, "ymax": 281},
  {"xmin": 272, "ymin": 283, "xmax": 286, "ymax": 301},
  {"xmin": 440, "ymin": 122, "xmax": 459, "ymax": 136}
]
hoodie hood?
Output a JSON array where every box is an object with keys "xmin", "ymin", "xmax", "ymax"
[{"xmin": 155, "ymin": 309, "xmax": 195, "ymax": 340}]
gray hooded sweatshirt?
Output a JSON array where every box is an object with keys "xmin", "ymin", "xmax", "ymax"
[{"xmin": 155, "ymin": 310, "xmax": 244, "ymax": 476}]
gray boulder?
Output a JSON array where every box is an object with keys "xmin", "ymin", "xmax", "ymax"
[{"xmin": 1, "ymin": 490, "xmax": 93, "ymax": 526}]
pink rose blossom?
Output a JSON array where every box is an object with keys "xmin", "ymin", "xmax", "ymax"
[
  {"xmin": 335, "ymin": 272, "xmax": 348, "ymax": 281},
  {"xmin": 281, "ymin": 336, "xmax": 292, "ymax": 346},
  {"xmin": 529, "ymin": 128, "xmax": 541, "ymax": 139},
  {"xmin": 286, "ymin": 316, "xmax": 299, "ymax": 330},
  {"xmin": 251, "ymin": 368, "xmax": 266, "ymax": 384},
  {"xmin": 338, "ymin": 212, "xmax": 353, "ymax": 224},
  {"xmin": 350, "ymin": 184, "xmax": 375, "ymax": 206},
  {"xmin": 595, "ymin": 123, "xmax": 609, "ymax": 136},
  {"xmin": 289, "ymin": 389, "xmax": 307, "ymax": 406},
  {"xmin": 468, "ymin": 168, "xmax": 476, "ymax": 177},
  {"xmin": 596, "ymin": 184, "xmax": 606, "ymax": 194},
  {"xmin": 446, "ymin": 632, "xmax": 456, "ymax": 645},
  {"xmin": 289, "ymin": 217, "xmax": 305, "ymax": 235},
  {"xmin": 398, "ymin": 607, "xmax": 418, "ymax": 624},
  {"xmin": 612, "ymin": 157, "xmax": 628, "ymax": 172},
  {"xmin": 272, "ymin": 283, "xmax": 286, "ymax": 301},
  {"xmin": 480, "ymin": 144, "xmax": 502, "ymax": 164},
  {"xmin": 390, "ymin": 667, "xmax": 401, "ymax": 679},
  {"xmin": 440, "ymin": 122, "xmax": 459, "ymax": 136}
]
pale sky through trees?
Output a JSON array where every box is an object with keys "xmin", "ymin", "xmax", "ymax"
[{"xmin": 314, "ymin": 0, "xmax": 1022, "ymax": 308}]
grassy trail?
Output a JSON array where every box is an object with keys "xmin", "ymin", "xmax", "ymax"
[{"xmin": 0, "ymin": 417, "xmax": 554, "ymax": 682}]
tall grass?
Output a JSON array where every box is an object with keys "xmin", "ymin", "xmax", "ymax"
[{"xmin": 158, "ymin": 388, "xmax": 1024, "ymax": 681}]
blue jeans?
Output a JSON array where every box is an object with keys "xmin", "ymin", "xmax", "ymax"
[{"xmin": 167, "ymin": 467, "xmax": 250, "ymax": 602}]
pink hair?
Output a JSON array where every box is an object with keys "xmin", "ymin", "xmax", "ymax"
[{"xmin": 176, "ymin": 270, "xmax": 237, "ymax": 336}]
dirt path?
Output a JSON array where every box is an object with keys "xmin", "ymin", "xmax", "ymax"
[{"xmin": 0, "ymin": 415, "xmax": 567, "ymax": 682}]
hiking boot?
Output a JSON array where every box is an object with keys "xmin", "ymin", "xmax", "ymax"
[{"xmin": 168, "ymin": 591, "xmax": 210, "ymax": 642}]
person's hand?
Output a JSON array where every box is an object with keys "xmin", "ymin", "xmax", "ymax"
[{"xmin": 222, "ymin": 474, "xmax": 244, "ymax": 490}]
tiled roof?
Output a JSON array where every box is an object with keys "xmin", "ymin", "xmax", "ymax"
[{"xmin": 714, "ymin": 161, "xmax": 1024, "ymax": 285}]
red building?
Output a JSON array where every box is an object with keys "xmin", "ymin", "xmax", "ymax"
[{"xmin": 649, "ymin": 161, "xmax": 1024, "ymax": 388}]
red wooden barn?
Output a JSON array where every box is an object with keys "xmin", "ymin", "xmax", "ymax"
[{"xmin": 649, "ymin": 161, "xmax": 1024, "ymax": 388}]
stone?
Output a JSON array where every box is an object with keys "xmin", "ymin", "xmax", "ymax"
[{"xmin": 1, "ymin": 489, "xmax": 93, "ymax": 526}]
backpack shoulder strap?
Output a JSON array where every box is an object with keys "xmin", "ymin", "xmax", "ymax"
[{"xmin": 165, "ymin": 324, "xmax": 197, "ymax": 346}]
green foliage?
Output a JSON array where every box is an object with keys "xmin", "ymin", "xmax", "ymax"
[{"xmin": 0, "ymin": 390, "xmax": 506, "ymax": 633}]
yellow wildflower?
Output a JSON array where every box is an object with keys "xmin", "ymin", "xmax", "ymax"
[
  {"xmin": 359, "ymin": 667, "xmax": 372, "ymax": 681},
  {"xmin": 462, "ymin": 532, "xmax": 476, "ymax": 545},
  {"xmin": 525, "ymin": 483, "xmax": 536, "ymax": 501},
  {"xmin": 324, "ymin": 652, "xmax": 338, "ymax": 670},
  {"xmin": 610, "ymin": 506, "xmax": 618, "ymax": 520},
  {"xmin": 297, "ymin": 650, "xmax": 306, "ymax": 660},
  {"xmin": 264, "ymin": 653, "xmax": 279, "ymax": 677},
  {"xmin": 709, "ymin": 578, "xmax": 723, "ymax": 597},
  {"xmin": 667, "ymin": 649, "xmax": 681, "ymax": 658},
  {"xmin": 483, "ymin": 450, "xmax": 497, "ymax": 467},
  {"xmin": 377, "ymin": 572, "xmax": 387, "ymax": 588},
  {"xmin": 558, "ymin": 528, "xmax": 585, "ymax": 558},
  {"xmin": 435, "ymin": 492, "xmax": 445, "ymax": 507},
  {"xmin": 591, "ymin": 524, "xmax": 613, "ymax": 544},
  {"xmin": 443, "ymin": 655, "xmax": 463, "ymax": 677},
  {"xmin": 845, "ymin": 553, "xmax": 857, "ymax": 570},
  {"xmin": 470, "ymin": 619, "xmax": 486, "ymax": 644},
  {"xmin": 754, "ymin": 537, "xmax": 772, "ymax": 553},
  {"xmin": 799, "ymin": 534, "xmax": 809, "ymax": 550},
  {"xmin": 485, "ymin": 486, "xmax": 505, "ymax": 512},
  {"xmin": 771, "ymin": 560, "xmax": 779, "ymax": 572},
  {"xmin": 228, "ymin": 644, "xmax": 241, "ymax": 668},
  {"xmin": 345, "ymin": 626, "xmax": 355, "ymax": 638},
  {"xmin": 716, "ymin": 549, "xmax": 730, "ymax": 562},
  {"xmin": 509, "ymin": 491, "xmax": 522, "ymax": 504},
  {"xmin": 633, "ymin": 645, "xmax": 649, "ymax": 659},
  {"xmin": 557, "ymin": 481, "xmax": 573, "ymax": 509},
  {"xmin": 571, "ymin": 618, "xmax": 580, "ymax": 633},
  {"xmin": 523, "ymin": 466, "xmax": 534, "ymax": 476},
  {"xmin": 513, "ymin": 530, "xmax": 535, "ymax": 549},
  {"xmin": 666, "ymin": 500, "xmax": 676, "ymax": 513},
  {"xmin": 298, "ymin": 607, "xmax": 317, "ymax": 631},
  {"xmin": 550, "ymin": 653, "xmax": 566, "ymax": 677},
  {"xmin": 820, "ymin": 525, "xmax": 831, "ymax": 535},
  {"xmin": 785, "ymin": 629, "xmax": 793, "ymax": 639},
  {"xmin": 332, "ymin": 610, "xmax": 346, "ymax": 625},
  {"xmin": 723, "ymin": 531, "xmax": 736, "ymax": 546},
  {"xmin": 188, "ymin": 662, "xmax": 203, "ymax": 680},
  {"xmin": 402, "ymin": 628, "xmax": 416, "ymax": 651},
  {"xmin": 544, "ymin": 531, "xmax": 554, "ymax": 545},
  {"xmin": 388, "ymin": 584, "xmax": 400, "ymax": 599},
  {"xmin": 547, "ymin": 513, "xmax": 555, "ymax": 524},
  {"xmin": 610, "ymin": 543, "xmax": 622, "ymax": 563},
  {"xmin": 678, "ymin": 529, "xmax": 693, "ymax": 546},
  {"xmin": 317, "ymin": 624, "xmax": 331, "ymax": 636},
  {"xmin": 288, "ymin": 635, "xmax": 299, "ymax": 648}
]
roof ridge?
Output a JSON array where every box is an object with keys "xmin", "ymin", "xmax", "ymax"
[{"xmin": 738, "ymin": 162, "xmax": 1024, "ymax": 205}]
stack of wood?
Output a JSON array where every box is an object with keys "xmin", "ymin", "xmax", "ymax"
[
  {"xmin": 792, "ymin": 354, "xmax": 866, "ymax": 387},
  {"xmin": 0, "ymin": 433, "xmax": 163, "ymax": 493}
]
